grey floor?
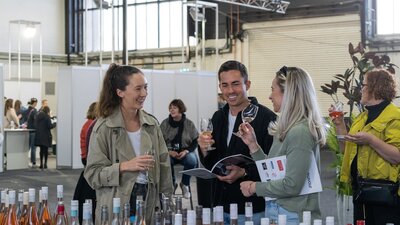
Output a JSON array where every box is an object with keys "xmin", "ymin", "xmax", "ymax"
[{"xmin": 0, "ymin": 149, "xmax": 338, "ymax": 222}]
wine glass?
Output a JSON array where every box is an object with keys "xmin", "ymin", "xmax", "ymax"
[
  {"xmin": 329, "ymin": 101, "xmax": 344, "ymax": 119},
  {"xmin": 200, "ymin": 118, "xmax": 216, "ymax": 151},
  {"xmin": 233, "ymin": 104, "xmax": 259, "ymax": 137}
]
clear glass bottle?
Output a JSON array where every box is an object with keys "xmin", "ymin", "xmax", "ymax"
[
  {"xmin": 175, "ymin": 196, "xmax": 182, "ymax": 214},
  {"xmin": 70, "ymin": 200, "xmax": 80, "ymax": 225},
  {"xmin": 245, "ymin": 202, "xmax": 253, "ymax": 222},
  {"xmin": 5, "ymin": 190, "xmax": 18, "ymax": 225},
  {"xmin": 201, "ymin": 208, "xmax": 211, "ymax": 225},
  {"xmin": 84, "ymin": 199, "xmax": 93, "ymax": 223},
  {"xmin": 101, "ymin": 205, "xmax": 109, "ymax": 225},
  {"xmin": 111, "ymin": 198, "xmax": 120, "ymax": 225},
  {"xmin": 82, "ymin": 203, "xmax": 93, "ymax": 225},
  {"xmin": 54, "ymin": 202, "xmax": 67, "ymax": 225},
  {"xmin": 27, "ymin": 188, "xmax": 39, "ymax": 225},
  {"xmin": 19, "ymin": 192, "xmax": 29, "ymax": 225},
  {"xmin": 39, "ymin": 187, "xmax": 52, "ymax": 225},
  {"xmin": 230, "ymin": 204, "xmax": 238, "ymax": 225},
  {"xmin": 2, "ymin": 192, "xmax": 10, "ymax": 224},
  {"xmin": 37, "ymin": 190, "xmax": 43, "ymax": 221},
  {"xmin": 122, "ymin": 203, "xmax": 130, "ymax": 225},
  {"xmin": 135, "ymin": 200, "xmax": 146, "ymax": 225},
  {"xmin": 16, "ymin": 190, "xmax": 24, "ymax": 220},
  {"xmin": 195, "ymin": 206, "xmax": 202, "ymax": 225}
]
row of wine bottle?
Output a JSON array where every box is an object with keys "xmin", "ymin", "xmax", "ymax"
[{"xmin": 0, "ymin": 185, "xmax": 69, "ymax": 225}]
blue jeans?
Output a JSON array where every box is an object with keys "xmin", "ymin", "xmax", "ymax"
[
  {"xmin": 223, "ymin": 211, "xmax": 265, "ymax": 225},
  {"xmin": 170, "ymin": 151, "xmax": 198, "ymax": 185},
  {"xmin": 29, "ymin": 132, "xmax": 36, "ymax": 164},
  {"xmin": 265, "ymin": 201, "xmax": 299, "ymax": 225}
]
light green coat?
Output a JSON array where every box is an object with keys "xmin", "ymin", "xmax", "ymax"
[
  {"xmin": 252, "ymin": 120, "xmax": 321, "ymax": 220},
  {"xmin": 84, "ymin": 108, "xmax": 173, "ymax": 225}
]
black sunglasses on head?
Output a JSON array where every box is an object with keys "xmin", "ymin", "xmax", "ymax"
[{"xmin": 278, "ymin": 66, "xmax": 288, "ymax": 77}]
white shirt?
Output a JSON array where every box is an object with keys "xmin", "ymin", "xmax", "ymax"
[{"xmin": 127, "ymin": 129, "xmax": 148, "ymax": 184}]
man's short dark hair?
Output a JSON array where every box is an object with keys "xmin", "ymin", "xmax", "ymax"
[{"xmin": 217, "ymin": 60, "xmax": 249, "ymax": 82}]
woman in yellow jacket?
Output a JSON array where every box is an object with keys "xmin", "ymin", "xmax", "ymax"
[{"xmin": 331, "ymin": 69, "xmax": 400, "ymax": 225}]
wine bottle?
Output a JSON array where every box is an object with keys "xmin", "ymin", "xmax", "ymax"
[
  {"xmin": 111, "ymin": 198, "xmax": 120, "ymax": 225},
  {"xmin": 356, "ymin": 220, "xmax": 365, "ymax": 225},
  {"xmin": 3, "ymin": 193, "xmax": 10, "ymax": 225},
  {"xmin": 202, "ymin": 208, "xmax": 211, "ymax": 225},
  {"xmin": 37, "ymin": 190, "xmax": 43, "ymax": 221},
  {"xmin": 54, "ymin": 202, "xmax": 67, "ymax": 225},
  {"xmin": 244, "ymin": 222, "xmax": 254, "ymax": 225},
  {"xmin": 312, "ymin": 219, "xmax": 322, "ymax": 225},
  {"xmin": 245, "ymin": 202, "xmax": 253, "ymax": 222},
  {"xmin": 70, "ymin": 200, "xmax": 79, "ymax": 225},
  {"xmin": 84, "ymin": 199, "xmax": 93, "ymax": 223},
  {"xmin": 182, "ymin": 208, "xmax": 188, "ymax": 225},
  {"xmin": 195, "ymin": 206, "xmax": 202, "ymax": 225},
  {"xmin": 4, "ymin": 190, "xmax": 18, "ymax": 225},
  {"xmin": 122, "ymin": 203, "xmax": 130, "ymax": 225},
  {"xmin": 100, "ymin": 205, "xmax": 109, "ymax": 225},
  {"xmin": 16, "ymin": 190, "xmax": 24, "ymax": 220},
  {"xmin": 135, "ymin": 200, "xmax": 146, "ymax": 225},
  {"xmin": 175, "ymin": 197, "xmax": 182, "ymax": 214},
  {"xmin": 27, "ymin": 188, "xmax": 39, "ymax": 225},
  {"xmin": 53, "ymin": 185, "xmax": 68, "ymax": 225},
  {"xmin": 39, "ymin": 187, "xmax": 52, "ymax": 225},
  {"xmin": 164, "ymin": 210, "xmax": 172, "ymax": 225},
  {"xmin": 230, "ymin": 204, "xmax": 238, "ymax": 225},
  {"xmin": 18, "ymin": 192, "xmax": 29, "ymax": 225},
  {"xmin": 1, "ymin": 190, "xmax": 7, "ymax": 224},
  {"xmin": 82, "ymin": 203, "xmax": 93, "ymax": 225}
]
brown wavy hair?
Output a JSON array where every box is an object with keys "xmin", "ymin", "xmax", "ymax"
[
  {"xmin": 365, "ymin": 69, "xmax": 397, "ymax": 102},
  {"xmin": 97, "ymin": 63, "xmax": 143, "ymax": 118}
]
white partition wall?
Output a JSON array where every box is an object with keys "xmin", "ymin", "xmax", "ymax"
[
  {"xmin": 57, "ymin": 66, "xmax": 104, "ymax": 169},
  {"xmin": 57, "ymin": 66, "xmax": 217, "ymax": 169},
  {"xmin": 0, "ymin": 64, "xmax": 4, "ymax": 172}
]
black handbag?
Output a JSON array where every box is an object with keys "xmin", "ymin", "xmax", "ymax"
[{"xmin": 355, "ymin": 177, "xmax": 399, "ymax": 206}]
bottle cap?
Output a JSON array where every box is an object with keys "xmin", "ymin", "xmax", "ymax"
[
  {"xmin": 8, "ymin": 190, "xmax": 16, "ymax": 204},
  {"xmin": 261, "ymin": 218, "xmax": 270, "ymax": 225},
  {"xmin": 187, "ymin": 210, "xmax": 196, "ymax": 225},
  {"xmin": 202, "ymin": 208, "xmax": 211, "ymax": 224},
  {"xmin": 57, "ymin": 185, "xmax": 63, "ymax": 198},
  {"xmin": 230, "ymin": 203, "xmax": 238, "ymax": 219},
  {"xmin": 23, "ymin": 192, "xmax": 29, "ymax": 205},
  {"xmin": 28, "ymin": 188, "xmax": 35, "ymax": 202},
  {"xmin": 41, "ymin": 186, "xmax": 48, "ymax": 200},
  {"xmin": 174, "ymin": 213, "xmax": 183, "ymax": 225}
]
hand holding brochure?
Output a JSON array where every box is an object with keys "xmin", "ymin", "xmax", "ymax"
[
  {"xmin": 255, "ymin": 154, "xmax": 322, "ymax": 201},
  {"xmin": 179, "ymin": 154, "xmax": 254, "ymax": 179}
]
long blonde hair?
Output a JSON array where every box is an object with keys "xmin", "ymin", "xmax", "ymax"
[{"xmin": 269, "ymin": 67, "xmax": 326, "ymax": 145}]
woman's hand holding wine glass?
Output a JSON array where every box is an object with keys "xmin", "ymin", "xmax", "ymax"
[{"xmin": 233, "ymin": 104, "xmax": 259, "ymax": 137}]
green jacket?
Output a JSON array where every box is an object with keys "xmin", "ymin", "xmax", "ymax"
[
  {"xmin": 340, "ymin": 103, "xmax": 400, "ymax": 190},
  {"xmin": 84, "ymin": 108, "xmax": 173, "ymax": 225},
  {"xmin": 252, "ymin": 120, "xmax": 321, "ymax": 220}
]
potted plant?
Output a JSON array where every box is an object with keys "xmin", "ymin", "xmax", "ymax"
[{"xmin": 320, "ymin": 42, "xmax": 397, "ymax": 224}]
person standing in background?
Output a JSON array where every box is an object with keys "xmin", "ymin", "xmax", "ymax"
[
  {"xmin": 14, "ymin": 100, "xmax": 27, "ymax": 125},
  {"xmin": 34, "ymin": 106, "xmax": 56, "ymax": 169},
  {"xmin": 84, "ymin": 64, "xmax": 173, "ymax": 224},
  {"xmin": 27, "ymin": 97, "xmax": 38, "ymax": 167},
  {"xmin": 197, "ymin": 60, "xmax": 276, "ymax": 225},
  {"xmin": 3, "ymin": 98, "xmax": 20, "ymax": 128},
  {"xmin": 160, "ymin": 99, "xmax": 198, "ymax": 199},
  {"xmin": 80, "ymin": 102, "xmax": 97, "ymax": 166}
]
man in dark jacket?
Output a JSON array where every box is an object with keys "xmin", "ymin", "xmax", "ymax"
[
  {"xmin": 198, "ymin": 60, "xmax": 276, "ymax": 224},
  {"xmin": 27, "ymin": 98, "xmax": 38, "ymax": 167}
]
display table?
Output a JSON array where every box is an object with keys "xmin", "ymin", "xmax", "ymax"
[{"xmin": 3, "ymin": 129, "xmax": 32, "ymax": 170}]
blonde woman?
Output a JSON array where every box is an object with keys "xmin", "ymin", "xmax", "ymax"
[
  {"xmin": 4, "ymin": 98, "xmax": 20, "ymax": 128},
  {"xmin": 238, "ymin": 66, "xmax": 326, "ymax": 224}
]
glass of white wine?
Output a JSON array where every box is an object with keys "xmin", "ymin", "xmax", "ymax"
[
  {"xmin": 233, "ymin": 104, "xmax": 259, "ymax": 137},
  {"xmin": 200, "ymin": 118, "xmax": 216, "ymax": 151}
]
